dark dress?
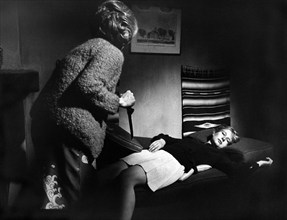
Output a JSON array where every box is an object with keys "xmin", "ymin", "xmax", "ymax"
[{"xmin": 151, "ymin": 134, "xmax": 259, "ymax": 178}]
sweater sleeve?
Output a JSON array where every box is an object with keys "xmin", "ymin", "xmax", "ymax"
[
  {"xmin": 215, "ymin": 157, "xmax": 260, "ymax": 178},
  {"xmin": 150, "ymin": 133, "xmax": 182, "ymax": 145},
  {"xmin": 74, "ymin": 45, "xmax": 123, "ymax": 114}
]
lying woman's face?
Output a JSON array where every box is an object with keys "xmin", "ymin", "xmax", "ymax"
[{"xmin": 211, "ymin": 128, "xmax": 233, "ymax": 148}]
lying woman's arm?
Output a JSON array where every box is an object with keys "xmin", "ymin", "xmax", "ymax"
[
  {"xmin": 179, "ymin": 158, "xmax": 273, "ymax": 182},
  {"xmin": 150, "ymin": 134, "xmax": 182, "ymax": 146},
  {"xmin": 179, "ymin": 164, "xmax": 212, "ymax": 181}
]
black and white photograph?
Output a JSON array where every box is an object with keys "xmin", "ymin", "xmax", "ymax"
[{"xmin": 0, "ymin": 0, "xmax": 286, "ymax": 220}]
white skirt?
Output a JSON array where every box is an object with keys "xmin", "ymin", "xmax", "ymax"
[{"xmin": 121, "ymin": 150, "xmax": 185, "ymax": 192}]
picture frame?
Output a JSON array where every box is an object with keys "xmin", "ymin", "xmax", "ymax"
[{"xmin": 131, "ymin": 5, "xmax": 181, "ymax": 54}]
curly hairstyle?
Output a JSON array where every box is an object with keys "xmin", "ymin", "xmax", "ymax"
[
  {"xmin": 214, "ymin": 124, "xmax": 240, "ymax": 145},
  {"xmin": 94, "ymin": 0, "xmax": 138, "ymax": 49}
]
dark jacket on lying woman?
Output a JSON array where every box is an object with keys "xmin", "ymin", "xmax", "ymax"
[{"xmin": 151, "ymin": 134, "xmax": 259, "ymax": 178}]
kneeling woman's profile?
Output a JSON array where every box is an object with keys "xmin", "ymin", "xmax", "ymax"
[{"xmin": 96, "ymin": 125, "xmax": 273, "ymax": 220}]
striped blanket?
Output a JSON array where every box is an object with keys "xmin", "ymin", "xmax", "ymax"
[{"xmin": 181, "ymin": 66, "xmax": 231, "ymax": 137}]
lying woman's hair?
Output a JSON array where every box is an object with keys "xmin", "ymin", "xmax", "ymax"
[
  {"xmin": 215, "ymin": 125, "xmax": 243, "ymax": 163},
  {"xmin": 214, "ymin": 124, "xmax": 240, "ymax": 145},
  {"xmin": 93, "ymin": 0, "xmax": 138, "ymax": 49}
]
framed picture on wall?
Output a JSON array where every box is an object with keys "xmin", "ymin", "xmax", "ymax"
[{"xmin": 131, "ymin": 5, "xmax": 181, "ymax": 54}]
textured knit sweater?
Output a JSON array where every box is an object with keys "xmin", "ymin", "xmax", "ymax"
[{"xmin": 30, "ymin": 38, "xmax": 124, "ymax": 159}]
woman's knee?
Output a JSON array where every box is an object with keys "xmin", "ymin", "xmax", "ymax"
[
  {"xmin": 95, "ymin": 160, "xmax": 128, "ymax": 184},
  {"xmin": 118, "ymin": 165, "xmax": 146, "ymax": 187}
]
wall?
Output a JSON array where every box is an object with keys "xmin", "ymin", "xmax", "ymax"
[
  {"xmin": 121, "ymin": 1, "xmax": 287, "ymax": 159},
  {"xmin": 1, "ymin": 0, "xmax": 284, "ymax": 139},
  {"xmin": 0, "ymin": 0, "xmax": 286, "ymax": 211},
  {"xmin": 0, "ymin": 0, "xmax": 21, "ymax": 69}
]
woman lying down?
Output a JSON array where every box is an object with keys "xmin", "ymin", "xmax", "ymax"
[{"xmin": 96, "ymin": 125, "xmax": 273, "ymax": 220}]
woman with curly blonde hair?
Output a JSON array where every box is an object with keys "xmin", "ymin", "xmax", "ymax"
[{"xmin": 30, "ymin": 0, "xmax": 138, "ymax": 209}]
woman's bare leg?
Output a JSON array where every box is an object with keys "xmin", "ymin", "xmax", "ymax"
[
  {"xmin": 96, "ymin": 160, "xmax": 129, "ymax": 186},
  {"xmin": 117, "ymin": 165, "xmax": 147, "ymax": 220}
]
